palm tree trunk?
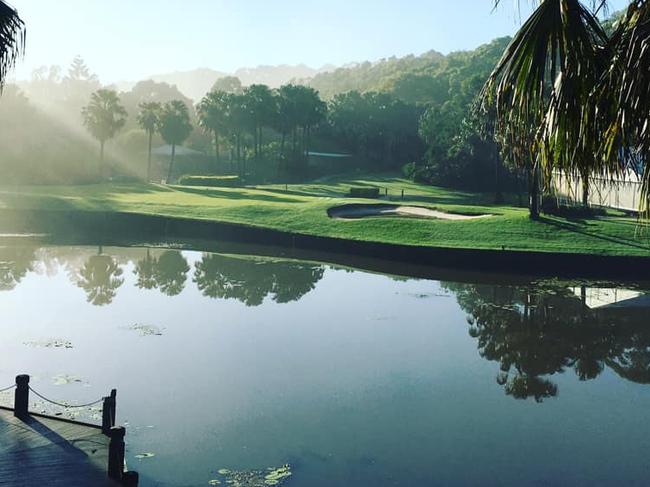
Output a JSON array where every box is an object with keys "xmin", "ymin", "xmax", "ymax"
[
  {"xmin": 99, "ymin": 140, "xmax": 105, "ymax": 178},
  {"xmin": 529, "ymin": 164, "xmax": 540, "ymax": 220},
  {"xmin": 494, "ymin": 145, "xmax": 503, "ymax": 203},
  {"xmin": 167, "ymin": 144, "xmax": 176, "ymax": 183},
  {"xmin": 581, "ymin": 170, "xmax": 590, "ymax": 208},
  {"xmin": 214, "ymin": 131, "xmax": 220, "ymax": 161},
  {"xmin": 147, "ymin": 131, "xmax": 153, "ymax": 182}
]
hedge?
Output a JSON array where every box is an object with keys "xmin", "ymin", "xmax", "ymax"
[
  {"xmin": 177, "ymin": 175, "xmax": 241, "ymax": 187},
  {"xmin": 349, "ymin": 187, "xmax": 380, "ymax": 198}
]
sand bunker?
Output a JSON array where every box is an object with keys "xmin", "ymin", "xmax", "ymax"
[{"xmin": 328, "ymin": 204, "xmax": 492, "ymax": 221}]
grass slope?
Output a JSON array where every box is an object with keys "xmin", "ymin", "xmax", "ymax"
[{"xmin": 0, "ymin": 174, "xmax": 648, "ymax": 257}]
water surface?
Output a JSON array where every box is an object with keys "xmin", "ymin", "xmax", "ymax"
[{"xmin": 0, "ymin": 243, "xmax": 649, "ymax": 486}]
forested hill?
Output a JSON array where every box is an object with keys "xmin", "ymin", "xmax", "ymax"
[{"xmin": 305, "ymin": 37, "xmax": 511, "ymax": 103}]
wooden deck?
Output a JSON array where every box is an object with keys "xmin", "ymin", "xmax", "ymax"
[{"xmin": 0, "ymin": 408, "xmax": 120, "ymax": 486}]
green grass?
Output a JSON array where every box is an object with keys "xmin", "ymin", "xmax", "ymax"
[{"xmin": 0, "ymin": 173, "xmax": 649, "ymax": 257}]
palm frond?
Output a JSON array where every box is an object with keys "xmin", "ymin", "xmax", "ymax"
[
  {"xmin": 0, "ymin": 1, "xmax": 25, "ymax": 89},
  {"xmin": 599, "ymin": 0, "xmax": 650, "ymax": 214}
]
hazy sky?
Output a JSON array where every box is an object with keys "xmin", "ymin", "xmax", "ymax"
[{"xmin": 8, "ymin": 0, "xmax": 631, "ymax": 83}]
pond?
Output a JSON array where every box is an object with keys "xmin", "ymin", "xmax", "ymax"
[{"xmin": 0, "ymin": 242, "xmax": 649, "ymax": 486}]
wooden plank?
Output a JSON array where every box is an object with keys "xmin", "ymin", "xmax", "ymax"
[{"xmin": 0, "ymin": 409, "xmax": 120, "ymax": 486}]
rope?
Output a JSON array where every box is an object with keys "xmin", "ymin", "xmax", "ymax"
[
  {"xmin": 28, "ymin": 387, "xmax": 104, "ymax": 409},
  {"xmin": 0, "ymin": 384, "xmax": 16, "ymax": 394}
]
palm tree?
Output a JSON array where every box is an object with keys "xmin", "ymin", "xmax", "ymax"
[
  {"xmin": 158, "ymin": 100, "xmax": 192, "ymax": 183},
  {"xmin": 81, "ymin": 89, "xmax": 128, "ymax": 175},
  {"xmin": 242, "ymin": 84, "xmax": 276, "ymax": 161},
  {"xmin": 0, "ymin": 1, "xmax": 24, "ymax": 89},
  {"xmin": 480, "ymin": 0, "xmax": 650, "ymax": 218},
  {"xmin": 137, "ymin": 101, "xmax": 161, "ymax": 181},
  {"xmin": 197, "ymin": 90, "xmax": 229, "ymax": 162}
]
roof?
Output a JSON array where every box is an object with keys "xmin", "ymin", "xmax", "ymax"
[{"xmin": 152, "ymin": 145, "xmax": 205, "ymax": 157}]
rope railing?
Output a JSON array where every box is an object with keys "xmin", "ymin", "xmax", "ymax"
[
  {"xmin": 8, "ymin": 374, "xmax": 138, "ymax": 486},
  {"xmin": 0, "ymin": 384, "xmax": 16, "ymax": 394},
  {"xmin": 28, "ymin": 386, "xmax": 104, "ymax": 409}
]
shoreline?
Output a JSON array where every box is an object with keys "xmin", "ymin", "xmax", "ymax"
[{"xmin": 1, "ymin": 208, "xmax": 650, "ymax": 281}]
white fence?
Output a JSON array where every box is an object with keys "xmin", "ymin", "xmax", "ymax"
[{"xmin": 552, "ymin": 171, "xmax": 642, "ymax": 212}]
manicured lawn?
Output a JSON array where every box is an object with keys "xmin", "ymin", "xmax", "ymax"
[{"xmin": 0, "ymin": 173, "xmax": 649, "ymax": 257}]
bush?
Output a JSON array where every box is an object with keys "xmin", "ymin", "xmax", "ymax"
[
  {"xmin": 349, "ymin": 187, "xmax": 380, "ymax": 198},
  {"xmin": 177, "ymin": 175, "xmax": 241, "ymax": 187}
]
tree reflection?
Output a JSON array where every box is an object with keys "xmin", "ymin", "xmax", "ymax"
[
  {"xmin": 193, "ymin": 253, "xmax": 324, "ymax": 306},
  {"xmin": 74, "ymin": 251, "xmax": 124, "ymax": 306},
  {"xmin": 134, "ymin": 250, "xmax": 190, "ymax": 296},
  {"xmin": 0, "ymin": 246, "xmax": 37, "ymax": 291},
  {"xmin": 444, "ymin": 282, "xmax": 650, "ymax": 402},
  {"xmin": 134, "ymin": 249, "xmax": 157, "ymax": 290},
  {"xmin": 153, "ymin": 250, "xmax": 189, "ymax": 296}
]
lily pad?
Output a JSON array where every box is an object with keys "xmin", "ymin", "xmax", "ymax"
[
  {"xmin": 24, "ymin": 339, "xmax": 73, "ymax": 349},
  {"xmin": 53, "ymin": 374, "xmax": 85, "ymax": 386},
  {"xmin": 215, "ymin": 464, "xmax": 292, "ymax": 487},
  {"xmin": 135, "ymin": 452, "xmax": 156, "ymax": 460},
  {"xmin": 126, "ymin": 323, "xmax": 164, "ymax": 337}
]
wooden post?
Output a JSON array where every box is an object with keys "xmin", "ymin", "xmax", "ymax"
[
  {"xmin": 14, "ymin": 375, "xmax": 29, "ymax": 419},
  {"xmin": 401, "ymin": 189, "xmax": 404, "ymax": 200},
  {"xmin": 122, "ymin": 471, "xmax": 139, "ymax": 487},
  {"xmin": 102, "ymin": 389, "xmax": 117, "ymax": 435},
  {"xmin": 108, "ymin": 426, "xmax": 126, "ymax": 481}
]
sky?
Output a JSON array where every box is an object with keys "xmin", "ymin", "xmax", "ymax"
[{"xmin": 7, "ymin": 0, "xmax": 632, "ymax": 84}]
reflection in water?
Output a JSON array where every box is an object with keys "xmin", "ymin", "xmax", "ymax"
[
  {"xmin": 0, "ymin": 246, "xmax": 37, "ymax": 290},
  {"xmin": 2, "ymin": 243, "xmax": 649, "ymax": 401},
  {"xmin": 193, "ymin": 253, "xmax": 325, "ymax": 306},
  {"xmin": 72, "ymin": 249, "xmax": 125, "ymax": 306},
  {"xmin": 151, "ymin": 250, "xmax": 190, "ymax": 297},
  {"xmin": 0, "ymin": 245, "xmax": 325, "ymax": 307},
  {"xmin": 443, "ymin": 281, "xmax": 650, "ymax": 401},
  {"xmin": 1, "ymin": 243, "xmax": 650, "ymax": 486},
  {"xmin": 134, "ymin": 249, "xmax": 190, "ymax": 296}
]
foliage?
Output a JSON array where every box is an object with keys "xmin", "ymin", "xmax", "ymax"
[
  {"xmin": 0, "ymin": 0, "xmax": 24, "ymax": 89},
  {"xmin": 177, "ymin": 175, "xmax": 241, "ymax": 187},
  {"xmin": 81, "ymin": 89, "xmax": 128, "ymax": 164},
  {"xmin": 158, "ymin": 100, "xmax": 193, "ymax": 181},
  {"xmin": 211, "ymin": 76, "xmax": 243, "ymax": 94},
  {"xmin": 328, "ymin": 90, "xmax": 421, "ymax": 168},
  {"xmin": 480, "ymin": 1, "xmax": 650, "ymax": 218}
]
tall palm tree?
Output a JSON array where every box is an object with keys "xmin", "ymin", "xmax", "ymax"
[
  {"xmin": 158, "ymin": 100, "xmax": 192, "ymax": 183},
  {"xmin": 0, "ymin": 1, "xmax": 25, "ymax": 89},
  {"xmin": 81, "ymin": 89, "xmax": 128, "ymax": 174},
  {"xmin": 197, "ymin": 90, "xmax": 229, "ymax": 162},
  {"xmin": 481, "ymin": 0, "xmax": 650, "ymax": 217},
  {"xmin": 137, "ymin": 101, "xmax": 161, "ymax": 181}
]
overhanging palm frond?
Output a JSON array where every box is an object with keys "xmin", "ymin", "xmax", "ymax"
[
  {"xmin": 540, "ymin": 0, "xmax": 610, "ymax": 187},
  {"xmin": 481, "ymin": 0, "xmax": 609, "ymax": 182},
  {"xmin": 0, "ymin": 0, "xmax": 25, "ymax": 89},
  {"xmin": 492, "ymin": 0, "xmax": 610, "ymax": 15},
  {"xmin": 600, "ymin": 0, "xmax": 650, "ymax": 214}
]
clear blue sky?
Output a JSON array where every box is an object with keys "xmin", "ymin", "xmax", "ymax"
[{"xmin": 8, "ymin": 0, "xmax": 632, "ymax": 83}]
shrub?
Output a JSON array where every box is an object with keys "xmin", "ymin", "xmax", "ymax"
[
  {"xmin": 349, "ymin": 187, "xmax": 380, "ymax": 198},
  {"xmin": 177, "ymin": 175, "xmax": 241, "ymax": 187}
]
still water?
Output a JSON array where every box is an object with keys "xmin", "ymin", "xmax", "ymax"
[{"xmin": 0, "ymin": 243, "xmax": 649, "ymax": 486}]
